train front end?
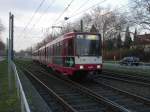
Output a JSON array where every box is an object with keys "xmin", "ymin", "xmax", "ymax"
[{"xmin": 73, "ymin": 33, "xmax": 102, "ymax": 76}]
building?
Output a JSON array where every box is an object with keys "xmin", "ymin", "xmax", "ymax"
[{"xmin": 133, "ymin": 34, "xmax": 150, "ymax": 52}]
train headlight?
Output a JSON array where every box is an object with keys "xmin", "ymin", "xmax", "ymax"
[
  {"xmin": 80, "ymin": 65, "xmax": 84, "ymax": 69},
  {"xmin": 97, "ymin": 65, "xmax": 101, "ymax": 69}
]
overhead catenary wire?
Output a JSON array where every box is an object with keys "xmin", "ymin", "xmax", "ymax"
[
  {"xmin": 49, "ymin": 0, "xmax": 75, "ymax": 37},
  {"xmin": 69, "ymin": 0, "xmax": 107, "ymax": 18},
  {"xmin": 28, "ymin": 1, "xmax": 130, "ymax": 51},
  {"xmin": 51, "ymin": 1, "xmax": 130, "ymax": 37},
  {"xmin": 31, "ymin": 0, "xmax": 56, "ymax": 30},
  {"xmin": 19, "ymin": 0, "xmax": 46, "ymax": 38},
  {"xmin": 24, "ymin": 0, "xmax": 129, "ymax": 38},
  {"xmin": 46, "ymin": 0, "xmax": 91, "ymax": 32},
  {"xmin": 52, "ymin": 0, "xmax": 75, "ymax": 25},
  {"xmin": 27, "ymin": 0, "xmax": 56, "ymax": 37},
  {"xmin": 68, "ymin": 0, "xmax": 91, "ymax": 18},
  {"xmin": 67, "ymin": 1, "xmax": 130, "ymax": 21},
  {"xmin": 46, "ymin": 1, "xmax": 130, "ymax": 35},
  {"xmin": 55, "ymin": 0, "xmax": 107, "ymax": 25}
]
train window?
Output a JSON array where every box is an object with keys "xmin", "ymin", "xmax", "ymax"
[
  {"xmin": 68, "ymin": 39, "xmax": 74, "ymax": 56},
  {"xmin": 58, "ymin": 42, "xmax": 60, "ymax": 56},
  {"xmin": 65, "ymin": 41, "xmax": 68, "ymax": 48},
  {"xmin": 60, "ymin": 41, "xmax": 62, "ymax": 46},
  {"xmin": 52, "ymin": 45, "xmax": 53, "ymax": 56},
  {"xmin": 53, "ymin": 45, "xmax": 54, "ymax": 55},
  {"xmin": 50, "ymin": 46, "xmax": 52, "ymax": 56},
  {"xmin": 45, "ymin": 47, "xmax": 47, "ymax": 57},
  {"xmin": 46, "ymin": 47, "xmax": 47, "ymax": 57},
  {"xmin": 57, "ymin": 43, "xmax": 59, "ymax": 56},
  {"xmin": 76, "ymin": 34, "xmax": 101, "ymax": 56},
  {"xmin": 48, "ymin": 46, "xmax": 50, "ymax": 57},
  {"xmin": 49, "ymin": 46, "xmax": 51, "ymax": 56},
  {"xmin": 59, "ymin": 43, "xmax": 61, "ymax": 56},
  {"xmin": 57, "ymin": 42, "xmax": 59, "ymax": 46},
  {"xmin": 56, "ymin": 44, "xmax": 58, "ymax": 56},
  {"xmin": 54, "ymin": 44, "xmax": 56, "ymax": 56},
  {"xmin": 55, "ymin": 44, "xmax": 57, "ymax": 56}
]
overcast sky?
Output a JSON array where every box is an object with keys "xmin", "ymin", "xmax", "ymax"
[{"xmin": 0, "ymin": 0, "xmax": 128, "ymax": 51}]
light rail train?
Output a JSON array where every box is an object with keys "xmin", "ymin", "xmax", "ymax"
[{"xmin": 32, "ymin": 32, "xmax": 102, "ymax": 78}]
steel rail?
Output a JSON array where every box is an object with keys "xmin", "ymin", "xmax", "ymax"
[
  {"xmin": 38, "ymin": 68, "xmax": 150, "ymax": 112},
  {"xmin": 94, "ymin": 79, "xmax": 150, "ymax": 106},
  {"xmin": 22, "ymin": 68, "xmax": 78, "ymax": 112},
  {"xmin": 38, "ymin": 71, "xmax": 131, "ymax": 112},
  {"xmin": 17, "ymin": 61, "xmax": 150, "ymax": 112},
  {"xmin": 100, "ymin": 71, "xmax": 150, "ymax": 86},
  {"xmin": 103, "ymin": 70, "xmax": 150, "ymax": 81},
  {"xmin": 17, "ymin": 61, "xmax": 130, "ymax": 112}
]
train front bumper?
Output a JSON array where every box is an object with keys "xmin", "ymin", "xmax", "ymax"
[{"xmin": 75, "ymin": 64, "xmax": 102, "ymax": 71}]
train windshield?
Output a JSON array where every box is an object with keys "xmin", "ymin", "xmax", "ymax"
[{"xmin": 76, "ymin": 34, "xmax": 101, "ymax": 56}]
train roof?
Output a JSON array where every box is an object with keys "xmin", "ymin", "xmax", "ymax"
[
  {"xmin": 64, "ymin": 32, "xmax": 100, "ymax": 36},
  {"xmin": 34, "ymin": 32, "xmax": 101, "ymax": 52}
]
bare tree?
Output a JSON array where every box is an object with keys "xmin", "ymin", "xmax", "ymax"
[
  {"xmin": 130, "ymin": 0, "xmax": 150, "ymax": 30},
  {"xmin": 61, "ymin": 13, "xmax": 92, "ymax": 34},
  {"xmin": 81, "ymin": 13, "xmax": 92, "ymax": 31},
  {"xmin": 91, "ymin": 7, "xmax": 128, "ymax": 40},
  {"xmin": 124, "ymin": 26, "xmax": 132, "ymax": 48},
  {"xmin": 61, "ymin": 23, "xmax": 75, "ymax": 33}
]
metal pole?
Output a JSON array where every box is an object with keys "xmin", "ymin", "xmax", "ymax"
[
  {"xmin": 11, "ymin": 14, "xmax": 14, "ymax": 60},
  {"xmin": 9, "ymin": 12, "xmax": 11, "ymax": 61},
  {"xmin": 80, "ymin": 19, "xmax": 83, "ymax": 32},
  {"xmin": 8, "ymin": 12, "xmax": 12, "ymax": 93},
  {"xmin": 7, "ymin": 38, "xmax": 9, "ymax": 59}
]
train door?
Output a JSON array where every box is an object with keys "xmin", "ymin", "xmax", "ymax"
[{"xmin": 64, "ymin": 38, "xmax": 75, "ymax": 67}]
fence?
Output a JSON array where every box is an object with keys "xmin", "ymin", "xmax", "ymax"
[{"xmin": 11, "ymin": 61, "xmax": 31, "ymax": 112}]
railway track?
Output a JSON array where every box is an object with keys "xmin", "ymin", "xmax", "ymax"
[
  {"xmin": 17, "ymin": 61, "xmax": 150, "ymax": 112},
  {"xmin": 17, "ymin": 63, "xmax": 129, "ymax": 112},
  {"xmin": 51, "ymin": 72, "xmax": 150, "ymax": 112},
  {"xmin": 100, "ymin": 70, "xmax": 150, "ymax": 86},
  {"xmin": 23, "ymin": 69, "xmax": 74, "ymax": 112},
  {"xmin": 82, "ymin": 79, "xmax": 150, "ymax": 112},
  {"xmin": 93, "ymin": 71, "xmax": 150, "ymax": 100}
]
